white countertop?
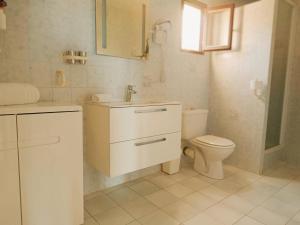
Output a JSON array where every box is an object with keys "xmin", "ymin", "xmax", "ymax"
[
  {"xmin": 86, "ymin": 101, "xmax": 181, "ymax": 108},
  {"xmin": 0, "ymin": 102, "xmax": 82, "ymax": 115}
]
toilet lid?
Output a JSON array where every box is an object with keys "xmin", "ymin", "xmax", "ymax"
[{"xmin": 194, "ymin": 135, "xmax": 234, "ymax": 147}]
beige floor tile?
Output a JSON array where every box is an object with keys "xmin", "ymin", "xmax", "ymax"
[
  {"xmin": 234, "ymin": 216, "xmax": 265, "ymax": 225},
  {"xmin": 183, "ymin": 212, "xmax": 223, "ymax": 225},
  {"xmin": 205, "ymin": 203, "xmax": 244, "ymax": 225},
  {"xmin": 221, "ymin": 195, "xmax": 255, "ymax": 214},
  {"xmin": 108, "ymin": 187, "xmax": 140, "ymax": 204},
  {"xmin": 83, "ymin": 218, "xmax": 99, "ymax": 225},
  {"xmin": 197, "ymin": 174, "xmax": 218, "ymax": 184},
  {"xmin": 262, "ymin": 197, "xmax": 300, "ymax": 218},
  {"xmin": 259, "ymin": 175, "xmax": 291, "ymax": 188},
  {"xmin": 281, "ymin": 181, "xmax": 300, "ymax": 196},
  {"xmin": 180, "ymin": 168, "xmax": 199, "ymax": 177},
  {"xmin": 147, "ymin": 174, "xmax": 177, "ymax": 188},
  {"xmin": 84, "ymin": 193, "xmax": 117, "ymax": 215},
  {"xmin": 163, "ymin": 200, "xmax": 198, "ymax": 222},
  {"xmin": 168, "ymin": 172, "xmax": 190, "ymax": 182},
  {"xmin": 213, "ymin": 179, "xmax": 244, "ymax": 194},
  {"xmin": 225, "ymin": 173, "xmax": 256, "ymax": 187},
  {"xmin": 138, "ymin": 210, "xmax": 180, "ymax": 225},
  {"xmin": 180, "ymin": 176, "xmax": 210, "ymax": 191},
  {"xmin": 236, "ymin": 182, "xmax": 278, "ymax": 205},
  {"xmin": 94, "ymin": 207, "xmax": 134, "ymax": 225},
  {"xmin": 126, "ymin": 178, "xmax": 146, "ymax": 187},
  {"xmin": 102, "ymin": 184, "xmax": 126, "ymax": 194},
  {"xmin": 183, "ymin": 192, "xmax": 217, "ymax": 211},
  {"xmin": 84, "ymin": 210, "xmax": 92, "ymax": 220},
  {"xmin": 164, "ymin": 183, "xmax": 194, "ymax": 198},
  {"xmin": 199, "ymin": 185, "xmax": 230, "ymax": 201},
  {"xmin": 294, "ymin": 212, "xmax": 300, "ymax": 222},
  {"xmin": 127, "ymin": 221, "xmax": 142, "ymax": 225},
  {"xmin": 248, "ymin": 206, "xmax": 290, "ymax": 225},
  {"xmin": 274, "ymin": 190, "xmax": 300, "ymax": 209},
  {"xmin": 287, "ymin": 220, "xmax": 300, "ymax": 225},
  {"xmin": 129, "ymin": 181, "xmax": 160, "ymax": 196},
  {"xmin": 121, "ymin": 197, "xmax": 157, "ymax": 219},
  {"xmin": 145, "ymin": 190, "xmax": 178, "ymax": 208}
]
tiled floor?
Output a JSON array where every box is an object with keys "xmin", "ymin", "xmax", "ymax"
[{"xmin": 84, "ymin": 164, "xmax": 300, "ymax": 225}]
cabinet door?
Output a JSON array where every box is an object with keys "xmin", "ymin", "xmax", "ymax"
[
  {"xmin": 17, "ymin": 112, "xmax": 83, "ymax": 225},
  {"xmin": 0, "ymin": 115, "xmax": 21, "ymax": 225}
]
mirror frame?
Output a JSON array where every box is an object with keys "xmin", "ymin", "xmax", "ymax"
[{"xmin": 95, "ymin": 0, "xmax": 148, "ymax": 59}]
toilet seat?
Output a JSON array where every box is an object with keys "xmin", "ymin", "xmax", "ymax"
[{"xmin": 192, "ymin": 135, "xmax": 235, "ymax": 148}]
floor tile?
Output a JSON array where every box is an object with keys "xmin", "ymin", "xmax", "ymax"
[
  {"xmin": 145, "ymin": 190, "xmax": 179, "ymax": 208},
  {"xmin": 197, "ymin": 174, "xmax": 219, "ymax": 184},
  {"xmin": 162, "ymin": 200, "xmax": 198, "ymax": 222},
  {"xmin": 294, "ymin": 212, "xmax": 300, "ymax": 222},
  {"xmin": 84, "ymin": 193, "xmax": 117, "ymax": 215},
  {"xmin": 102, "ymin": 184, "xmax": 126, "ymax": 194},
  {"xmin": 259, "ymin": 175, "xmax": 291, "ymax": 188},
  {"xmin": 213, "ymin": 179, "xmax": 243, "ymax": 194},
  {"xmin": 281, "ymin": 181, "xmax": 300, "ymax": 196},
  {"xmin": 180, "ymin": 168, "xmax": 199, "ymax": 177},
  {"xmin": 273, "ymin": 190, "xmax": 300, "ymax": 210},
  {"xmin": 199, "ymin": 185, "xmax": 230, "ymax": 201},
  {"xmin": 138, "ymin": 210, "xmax": 180, "ymax": 225},
  {"xmin": 94, "ymin": 207, "xmax": 134, "ymax": 225},
  {"xmin": 234, "ymin": 216, "xmax": 265, "ymax": 225},
  {"xmin": 108, "ymin": 187, "xmax": 140, "ymax": 204},
  {"xmin": 120, "ymin": 197, "xmax": 157, "ymax": 219},
  {"xmin": 221, "ymin": 195, "xmax": 255, "ymax": 214},
  {"xmin": 83, "ymin": 218, "xmax": 99, "ymax": 225},
  {"xmin": 183, "ymin": 192, "xmax": 217, "ymax": 211},
  {"xmin": 127, "ymin": 221, "xmax": 142, "ymax": 225},
  {"xmin": 164, "ymin": 183, "xmax": 194, "ymax": 198},
  {"xmin": 287, "ymin": 220, "xmax": 300, "ymax": 225},
  {"xmin": 147, "ymin": 174, "xmax": 177, "ymax": 188},
  {"xmin": 180, "ymin": 176, "xmax": 210, "ymax": 191},
  {"xmin": 262, "ymin": 197, "xmax": 300, "ymax": 218},
  {"xmin": 183, "ymin": 212, "xmax": 223, "ymax": 225},
  {"xmin": 248, "ymin": 206, "xmax": 290, "ymax": 225},
  {"xmin": 129, "ymin": 181, "xmax": 160, "ymax": 196},
  {"xmin": 205, "ymin": 203, "xmax": 244, "ymax": 225},
  {"xmin": 168, "ymin": 172, "xmax": 190, "ymax": 182}
]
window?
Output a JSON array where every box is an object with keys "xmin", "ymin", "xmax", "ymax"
[{"xmin": 181, "ymin": 1, "xmax": 235, "ymax": 54}]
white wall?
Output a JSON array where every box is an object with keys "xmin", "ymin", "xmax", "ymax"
[
  {"xmin": 208, "ymin": 0, "xmax": 276, "ymax": 173},
  {"xmin": 0, "ymin": 0, "xmax": 210, "ymax": 194}
]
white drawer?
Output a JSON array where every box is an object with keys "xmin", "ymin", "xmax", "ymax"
[
  {"xmin": 110, "ymin": 105, "xmax": 181, "ymax": 143},
  {"xmin": 110, "ymin": 132, "xmax": 181, "ymax": 177}
]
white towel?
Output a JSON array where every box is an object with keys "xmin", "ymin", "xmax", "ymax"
[{"xmin": 0, "ymin": 83, "xmax": 40, "ymax": 106}]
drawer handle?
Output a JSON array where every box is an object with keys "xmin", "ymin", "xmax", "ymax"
[
  {"xmin": 134, "ymin": 108, "xmax": 167, "ymax": 114},
  {"xmin": 135, "ymin": 138, "xmax": 167, "ymax": 146}
]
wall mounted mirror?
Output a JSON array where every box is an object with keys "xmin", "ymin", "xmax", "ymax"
[{"xmin": 96, "ymin": 0, "xmax": 148, "ymax": 59}]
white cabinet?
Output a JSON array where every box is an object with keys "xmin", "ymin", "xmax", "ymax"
[
  {"xmin": 86, "ymin": 102, "xmax": 182, "ymax": 177},
  {"xmin": 18, "ymin": 112, "xmax": 83, "ymax": 225},
  {"xmin": 0, "ymin": 115, "xmax": 21, "ymax": 225},
  {"xmin": 0, "ymin": 104, "xmax": 83, "ymax": 225}
]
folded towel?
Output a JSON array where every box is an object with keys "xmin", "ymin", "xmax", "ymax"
[
  {"xmin": 0, "ymin": 83, "xmax": 40, "ymax": 106},
  {"xmin": 91, "ymin": 94, "xmax": 113, "ymax": 103}
]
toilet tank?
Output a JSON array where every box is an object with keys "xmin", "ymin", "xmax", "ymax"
[{"xmin": 182, "ymin": 109, "xmax": 208, "ymax": 139}]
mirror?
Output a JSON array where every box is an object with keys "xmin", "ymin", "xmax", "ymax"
[
  {"xmin": 96, "ymin": 0, "xmax": 148, "ymax": 59},
  {"xmin": 203, "ymin": 4, "xmax": 234, "ymax": 51}
]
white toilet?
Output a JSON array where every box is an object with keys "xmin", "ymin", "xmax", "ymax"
[{"xmin": 182, "ymin": 109, "xmax": 235, "ymax": 179}]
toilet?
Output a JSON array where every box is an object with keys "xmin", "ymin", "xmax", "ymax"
[{"xmin": 182, "ymin": 109, "xmax": 235, "ymax": 179}]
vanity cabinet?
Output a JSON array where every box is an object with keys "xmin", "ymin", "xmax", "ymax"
[
  {"xmin": 86, "ymin": 102, "xmax": 182, "ymax": 177},
  {"xmin": 0, "ymin": 115, "xmax": 21, "ymax": 225},
  {"xmin": 0, "ymin": 104, "xmax": 83, "ymax": 225}
]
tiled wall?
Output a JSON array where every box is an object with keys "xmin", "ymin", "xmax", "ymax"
[
  {"xmin": 285, "ymin": 2, "xmax": 300, "ymax": 168},
  {"xmin": 208, "ymin": 0, "xmax": 276, "ymax": 173},
  {"xmin": 0, "ymin": 0, "xmax": 210, "ymax": 194}
]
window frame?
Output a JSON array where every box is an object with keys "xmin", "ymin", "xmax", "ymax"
[
  {"xmin": 181, "ymin": 0, "xmax": 235, "ymax": 54},
  {"xmin": 180, "ymin": 0, "xmax": 207, "ymax": 54}
]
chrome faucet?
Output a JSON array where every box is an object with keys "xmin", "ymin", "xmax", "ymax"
[{"xmin": 125, "ymin": 85, "xmax": 137, "ymax": 102}]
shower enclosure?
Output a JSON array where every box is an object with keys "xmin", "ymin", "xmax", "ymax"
[{"xmin": 263, "ymin": 0, "xmax": 297, "ymax": 170}]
